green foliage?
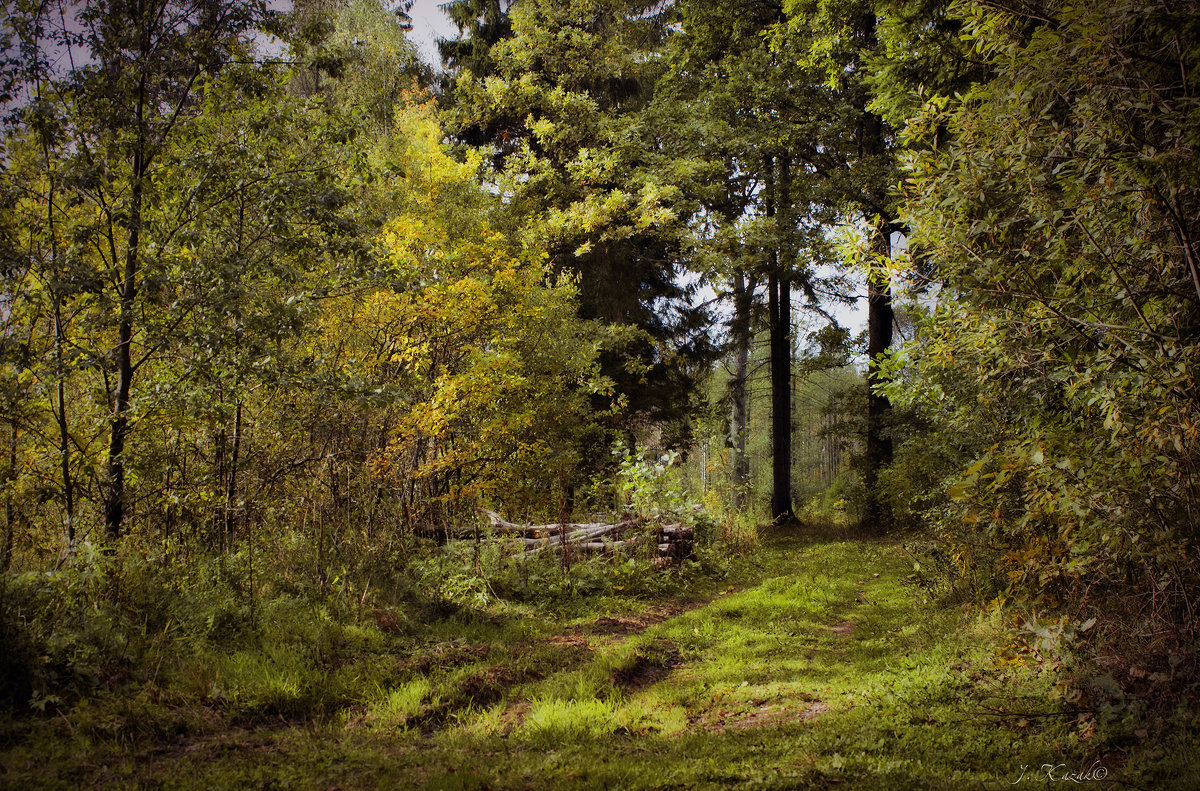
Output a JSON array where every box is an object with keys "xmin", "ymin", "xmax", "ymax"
[
  {"xmin": 800, "ymin": 468, "xmax": 865, "ymax": 525},
  {"xmin": 0, "ymin": 0, "xmax": 613, "ymax": 564},
  {"xmin": 442, "ymin": 0, "xmax": 715, "ymax": 431},
  {"xmin": 881, "ymin": 0, "xmax": 1200, "ymax": 650},
  {"xmin": 438, "ymin": 0, "xmax": 513, "ymax": 82},
  {"xmin": 5, "ymin": 0, "xmax": 1200, "ymax": 782},
  {"xmin": 614, "ymin": 445, "xmax": 699, "ymax": 527}
]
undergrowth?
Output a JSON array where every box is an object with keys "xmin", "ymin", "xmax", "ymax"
[
  {"xmin": 0, "ymin": 502, "xmax": 754, "ymax": 753},
  {"xmin": 2, "ymin": 523, "xmax": 1196, "ymax": 789}
]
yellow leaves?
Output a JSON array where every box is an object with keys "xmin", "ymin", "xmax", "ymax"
[
  {"xmin": 530, "ymin": 116, "xmax": 560, "ymax": 147},
  {"xmin": 388, "ymin": 98, "xmax": 478, "ymax": 193},
  {"xmin": 948, "ymin": 456, "xmax": 988, "ymax": 501},
  {"xmin": 635, "ymin": 183, "xmax": 678, "ymax": 230},
  {"xmin": 538, "ymin": 183, "xmax": 677, "ymax": 249},
  {"xmin": 385, "ymin": 335, "xmax": 426, "ymax": 371},
  {"xmin": 379, "ymin": 215, "xmax": 442, "ymax": 273},
  {"xmin": 341, "ymin": 215, "xmax": 597, "ymax": 503},
  {"xmin": 299, "ymin": 90, "xmax": 602, "ymax": 509},
  {"xmin": 409, "ymin": 401, "xmax": 450, "ymax": 438}
]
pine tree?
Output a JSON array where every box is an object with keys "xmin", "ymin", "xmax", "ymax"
[{"xmin": 442, "ymin": 0, "xmax": 715, "ymax": 444}]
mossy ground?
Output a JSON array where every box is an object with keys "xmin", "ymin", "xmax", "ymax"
[{"xmin": 3, "ymin": 524, "xmax": 1197, "ymax": 789}]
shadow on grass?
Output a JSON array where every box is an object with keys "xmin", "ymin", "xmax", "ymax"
[{"xmin": 7, "ymin": 525, "xmax": 1199, "ymax": 790}]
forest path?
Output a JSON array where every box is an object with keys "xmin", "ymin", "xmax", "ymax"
[{"xmin": 38, "ymin": 526, "xmax": 1186, "ymax": 789}]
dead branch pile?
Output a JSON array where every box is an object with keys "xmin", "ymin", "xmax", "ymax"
[{"xmin": 476, "ymin": 509, "xmax": 694, "ymax": 563}]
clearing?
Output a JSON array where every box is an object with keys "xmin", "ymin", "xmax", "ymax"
[{"xmin": 3, "ymin": 525, "xmax": 1196, "ymax": 789}]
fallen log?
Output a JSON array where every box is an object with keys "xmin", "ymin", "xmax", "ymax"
[
  {"xmin": 521, "ymin": 522, "xmax": 636, "ymax": 543},
  {"xmin": 468, "ymin": 508, "xmax": 695, "ymax": 562},
  {"xmin": 572, "ymin": 540, "xmax": 638, "ymax": 552},
  {"xmin": 522, "ymin": 528, "xmax": 646, "ymax": 556},
  {"xmin": 477, "ymin": 508, "xmax": 636, "ymax": 537}
]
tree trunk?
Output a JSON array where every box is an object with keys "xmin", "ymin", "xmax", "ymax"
[
  {"xmin": 104, "ymin": 64, "xmax": 147, "ymax": 542},
  {"xmin": 2, "ymin": 421, "xmax": 16, "ymax": 572},
  {"xmin": 729, "ymin": 271, "xmax": 754, "ymax": 508},
  {"xmin": 856, "ymin": 11, "xmax": 895, "ymax": 531},
  {"xmin": 863, "ymin": 214, "xmax": 894, "ymax": 530},
  {"xmin": 767, "ymin": 155, "xmax": 795, "ymax": 523},
  {"xmin": 224, "ymin": 399, "xmax": 243, "ymax": 547},
  {"xmin": 54, "ymin": 300, "xmax": 75, "ymax": 547}
]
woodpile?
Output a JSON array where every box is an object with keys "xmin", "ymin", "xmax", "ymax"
[{"xmin": 476, "ymin": 509, "xmax": 694, "ymax": 563}]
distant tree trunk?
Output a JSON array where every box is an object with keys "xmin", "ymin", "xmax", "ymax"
[
  {"xmin": 729, "ymin": 271, "xmax": 755, "ymax": 508},
  {"xmin": 54, "ymin": 300, "xmax": 75, "ymax": 547},
  {"xmin": 224, "ymin": 399, "xmax": 243, "ymax": 547},
  {"xmin": 767, "ymin": 155, "xmax": 795, "ymax": 523}
]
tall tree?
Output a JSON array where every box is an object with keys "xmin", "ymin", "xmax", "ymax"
[
  {"xmin": 774, "ymin": 0, "xmax": 902, "ymax": 528},
  {"xmin": 443, "ymin": 0, "xmax": 715, "ymax": 447},
  {"xmin": 766, "ymin": 154, "xmax": 797, "ymax": 521},
  {"xmin": 438, "ymin": 0, "xmax": 513, "ymax": 79},
  {"xmin": 75, "ymin": 0, "xmax": 267, "ymax": 540},
  {"xmin": 660, "ymin": 0, "xmax": 850, "ymax": 521}
]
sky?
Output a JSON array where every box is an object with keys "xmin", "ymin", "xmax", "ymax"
[{"xmin": 406, "ymin": 0, "xmax": 458, "ymax": 66}]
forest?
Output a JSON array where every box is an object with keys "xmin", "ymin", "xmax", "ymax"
[{"xmin": 0, "ymin": 0, "xmax": 1197, "ymax": 787}]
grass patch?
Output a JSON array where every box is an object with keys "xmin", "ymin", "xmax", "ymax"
[
  {"xmin": 3, "ymin": 524, "xmax": 1197, "ymax": 789},
  {"xmin": 365, "ymin": 678, "xmax": 435, "ymax": 731}
]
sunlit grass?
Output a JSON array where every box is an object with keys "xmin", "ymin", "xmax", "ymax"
[
  {"xmin": 522, "ymin": 696, "xmax": 622, "ymax": 745},
  {"xmin": 5, "ymin": 527, "xmax": 1197, "ymax": 789},
  {"xmin": 366, "ymin": 678, "xmax": 434, "ymax": 731}
]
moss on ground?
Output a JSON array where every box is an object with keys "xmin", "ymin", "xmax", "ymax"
[{"xmin": 3, "ymin": 525, "xmax": 1197, "ymax": 789}]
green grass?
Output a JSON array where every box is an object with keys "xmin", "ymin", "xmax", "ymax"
[{"xmin": 3, "ymin": 525, "xmax": 1197, "ymax": 789}]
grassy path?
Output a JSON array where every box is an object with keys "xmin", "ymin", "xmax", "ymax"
[{"xmin": 5, "ymin": 526, "xmax": 1196, "ymax": 789}]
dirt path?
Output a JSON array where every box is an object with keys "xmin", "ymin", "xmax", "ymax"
[{"xmin": 9, "ymin": 527, "xmax": 1196, "ymax": 789}]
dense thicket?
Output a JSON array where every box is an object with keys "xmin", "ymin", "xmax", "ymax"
[
  {"xmin": 0, "ymin": 0, "xmax": 606, "ymax": 567},
  {"xmin": 881, "ymin": 0, "xmax": 1200, "ymax": 663}
]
